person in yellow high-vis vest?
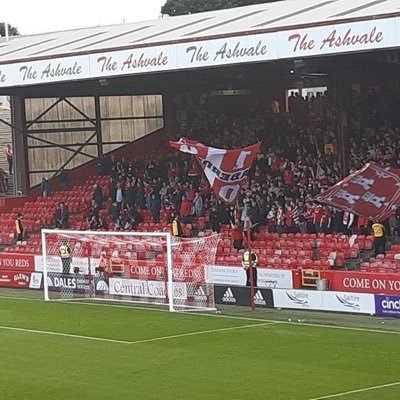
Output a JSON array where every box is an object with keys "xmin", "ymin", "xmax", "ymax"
[
  {"xmin": 372, "ymin": 221, "xmax": 386, "ymax": 257},
  {"xmin": 172, "ymin": 216, "xmax": 183, "ymax": 237},
  {"xmin": 242, "ymin": 250, "xmax": 258, "ymax": 287},
  {"xmin": 59, "ymin": 240, "xmax": 72, "ymax": 274}
]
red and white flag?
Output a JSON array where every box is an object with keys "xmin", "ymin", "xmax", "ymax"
[
  {"xmin": 169, "ymin": 137, "xmax": 261, "ymax": 204},
  {"xmin": 314, "ymin": 162, "xmax": 400, "ymax": 222}
]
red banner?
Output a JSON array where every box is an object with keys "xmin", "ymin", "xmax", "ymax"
[
  {"xmin": 170, "ymin": 137, "xmax": 261, "ymax": 204},
  {"xmin": 0, "ymin": 253, "xmax": 35, "ymax": 271},
  {"xmin": 314, "ymin": 162, "xmax": 400, "ymax": 222},
  {"xmin": 124, "ymin": 260, "xmax": 203, "ymax": 283},
  {"xmin": 0, "ymin": 270, "xmax": 42, "ymax": 289},
  {"xmin": 323, "ymin": 270, "xmax": 400, "ymax": 295}
]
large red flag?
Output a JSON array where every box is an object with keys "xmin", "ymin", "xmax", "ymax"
[
  {"xmin": 170, "ymin": 137, "xmax": 261, "ymax": 204},
  {"xmin": 314, "ymin": 162, "xmax": 400, "ymax": 222}
]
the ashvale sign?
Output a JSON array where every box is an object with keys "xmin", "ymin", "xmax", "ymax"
[
  {"xmin": 89, "ymin": 45, "xmax": 177, "ymax": 77},
  {"xmin": 177, "ymin": 33, "xmax": 275, "ymax": 68},
  {"xmin": 1, "ymin": 56, "xmax": 90, "ymax": 87},
  {"xmin": 278, "ymin": 18, "xmax": 396, "ymax": 58}
]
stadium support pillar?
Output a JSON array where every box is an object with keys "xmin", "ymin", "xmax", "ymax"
[
  {"xmin": 162, "ymin": 90, "xmax": 176, "ymax": 134},
  {"xmin": 11, "ymin": 96, "xmax": 30, "ymax": 194},
  {"xmin": 247, "ymin": 220, "xmax": 255, "ymax": 311},
  {"xmin": 334, "ymin": 75, "xmax": 350, "ymax": 177},
  {"xmin": 94, "ymin": 95, "xmax": 103, "ymax": 159}
]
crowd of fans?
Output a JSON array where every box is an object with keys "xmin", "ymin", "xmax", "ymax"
[{"xmin": 49, "ymin": 85, "xmax": 400, "ymax": 238}]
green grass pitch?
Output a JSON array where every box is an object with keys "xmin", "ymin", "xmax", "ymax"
[{"xmin": 0, "ymin": 291, "xmax": 400, "ymax": 400}]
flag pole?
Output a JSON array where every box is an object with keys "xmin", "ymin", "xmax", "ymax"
[{"xmin": 247, "ymin": 219, "xmax": 255, "ymax": 311}]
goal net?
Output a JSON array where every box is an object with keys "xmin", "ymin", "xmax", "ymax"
[{"xmin": 41, "ymin": 229, "xmax": 220, "ymax": 312}]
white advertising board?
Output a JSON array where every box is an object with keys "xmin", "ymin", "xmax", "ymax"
[
  {"xmin": 206, "ymin": 266, "xmax": 293, "ymax": 289},
  {"xmin": 206, "ymin": 265, "xmax": 245, "ymax": 286},
  {"xmin": 257, "ymin": 269, "xmax": 293, "ymax": 289},
  {"xmin": 322, "ymin": 291, "xmax": 375, "ymax": 314},
  {"xmin": 29, "ymin": 272, "xmax": 43, "ymax": 289},
  {"xmin": 35, "ymin": 256, "xmax": 96, "ymax": 274},
  {"xmin": 109, "ymin": 278, "xmax": 187, "ymax": 300},
  {"xmin": 273, "ymin": 289, "xmax": 324, "ymax": 310},
  {"xmin": 273, "ymin": 289, "xmax": 375, "ymax": 314}
]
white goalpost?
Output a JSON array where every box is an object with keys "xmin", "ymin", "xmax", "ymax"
[{"xmin": 41, "ymin": 229, "xmax": 219, "ymax": 312}]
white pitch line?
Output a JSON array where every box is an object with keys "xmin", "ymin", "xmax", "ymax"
[
  {"xmin": 308, "ymin": 381, "xmax": 400, "ymax": 400},
  {"xmin": 2, "ymin": 295, "xmax": 400, "ymax": 337},
  {"xmin": 129, "ymin": 322, "xmax": 276, "ymax": 345},
  {"xmin": 0, "ymin": 325, "xmax": 131, "ymax": 344}
]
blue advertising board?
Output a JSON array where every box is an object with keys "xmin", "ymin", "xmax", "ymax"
[{"xmin": 375, "ymin": 295, "xmax": 400, "ymax": 318}]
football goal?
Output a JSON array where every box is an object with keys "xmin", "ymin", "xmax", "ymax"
[{"xmin": 41, "ymin": 229, "xmax": 220, "ymax": 312}]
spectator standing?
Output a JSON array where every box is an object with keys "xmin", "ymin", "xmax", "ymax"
[
  {"xmin": 60, "ymin": 202, "xmax": 69, "ymax": 228},
  {"xmin": 93, "ymin": 184, "xmax": 104, "ymax": 208},
  {"xmin": 108, "ymin": 178, "xmax": 117, "ymax": 202},
  {"xmin": 53, "ymin": 204, "xmax": 62, "ymax": 228},
  {"xmin": 210, "ymin": 206, "xmax": 221, "ymax": 234},
  {"xmin": 97, "ymin": 156, "xmax": 108, "ymax": 176},
  {"xmin": 108, "ymin": 202, "xmax": 120, "ymax": 223},
  {"xmin": 58, "ymin": 168, "xmax": 68, "ymax": 190},
  {"xmin": 144, "ymin": 182, "xmax": 154, "ymax": 209},
  {"xmin": 125, "ymin": 182, "xmax": 135, "ymax": 208},
  {"xmin": 130, "ymin": 207, "xmax": 144, "ymax": 230},
  {"xmin": 5, "ymin": 144, "xmax": 13, "ymax": 175},
  {"xmin": 193, "ymin": 192, "xmax": 203, "ymax": 217},
  {"xmin": 41, "ymin": 178, "xmax": 51, "ymax": 198},
  {"xmin": 88, "ymin": 200, "xmax": 100, "ymax": 220},
  {"xmin": 149, "ymin": 193, "xmax": 161, "ymax": 223},
  {"xmin": 231, "ymin": 221, "xmax": 244, "ymax": 250},
  {"xmin": 115, "ymin": 182, "xmax": 125, "ymax": 210},
  {"xmin": 135, "ymin": 180, "xmax": 145, "ymax": 210},
  {"xmin": 15, "ymin": 213, "xmax": 23, "ymax": 244},
  {"xmin": 372, "ymin": 221, "xmax": 386, "ymax": 257},
  {"xmin": 0, "ymin": 168, "xmax": 8, "ymax": 194},
  {"xmin": 180, "ymin": 195, "xmax": 191, "ymax": 222}
]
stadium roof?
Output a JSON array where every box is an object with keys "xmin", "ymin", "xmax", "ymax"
[
  {"xmin": 1, "ymin": 0, "xmax": 399, "ymax": 64},
  {"xmin": 0, "ymin": 0, "xmax": 399, "ymax": 88}
]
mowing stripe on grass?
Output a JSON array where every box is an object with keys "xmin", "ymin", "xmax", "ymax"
[
  {"xmin": 308, "ymin": 381, "xmax": 400, "ymax": 399},
  {"xmin": 0, "ymin": 322, "xmax": 275, "ymax": 346},
  {"xmin": 129, "ymin": 322, "xmax": 276, "ymax": 345},
  {"xmin": 0, "ymin": 325, "xmax": 131, "ymax": 344},
  {"xmin": 2, "ymin": 295, "xmax": 400, "ymax": 337}
]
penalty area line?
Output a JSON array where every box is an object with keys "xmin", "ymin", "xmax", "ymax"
[
  {"xmin": 128, "ymin": 322, "xmax": 277, "ymax": 345},
  {"xmin": 0, "ymin": 325, "xmax": 131, "ymax": 345},
  {"xmin": 308, "ymin": 381, "xmax": 400, "ymax": 399}
]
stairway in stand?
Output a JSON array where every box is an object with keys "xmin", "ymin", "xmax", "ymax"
[{"xmin": 0, "ymin": 108, "xmax": 15, "ymax": 196}]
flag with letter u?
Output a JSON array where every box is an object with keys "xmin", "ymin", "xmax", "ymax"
[{"xmin": 169, "ymin": 137, "xmax": 261, "ymax": 204}]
